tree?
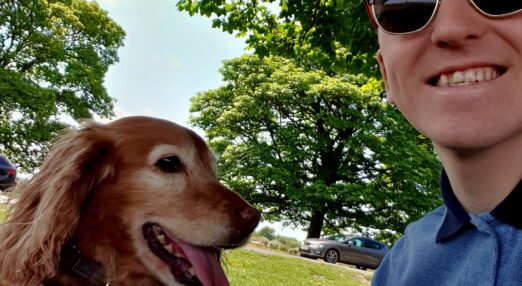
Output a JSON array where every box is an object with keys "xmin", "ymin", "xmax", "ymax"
[
  {"xmin": 190, "ymin": 55, "xmax": 441, "ymax": 240},
  {"xmin": 255, "ymin": 226, "xmax": 276, "ymax": 240},
  {"xmin": 177, "ymin": 0, "xmax": 378, "ymax": 75},
  {"xmin": 0, "ymin": 0, "xmax": 125, "ymax": 172}
]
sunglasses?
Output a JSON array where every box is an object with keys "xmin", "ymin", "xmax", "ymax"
[{"xmin": 364, "ymin": 0, "xmax": 522, "ymax": 35}]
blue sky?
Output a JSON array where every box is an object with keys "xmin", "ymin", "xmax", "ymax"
[
  {"xmin": 96, "ymin": 0, "xmax": 246, "ymax": 128},
  {"xmin": 95, "ymin": 0, "xmax": 308, "ymax": 241}
]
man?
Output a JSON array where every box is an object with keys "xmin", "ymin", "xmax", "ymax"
[{"xmin": 364, "ymin": 0, "xmax": 522, "ymax": 285}]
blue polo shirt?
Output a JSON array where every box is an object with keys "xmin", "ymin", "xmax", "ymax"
[{"xmin": 372, "ymin": 170, "xmax": 522, "ymax": 286}]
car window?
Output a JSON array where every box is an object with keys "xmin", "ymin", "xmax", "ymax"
[
  {"xmin": 0, "ymin": 156, "xmax": 14, "ymax": 167},
  {"xmin": 352, "ymin": 238, "xmax": 363, "ymax": 247},
  {"xmin": 364, "ymin": 239, "xmax": 384, "ymax": 249},
  {"xmin": 0, "ymin": 156, "xmax": 10, "ymax": 165}
]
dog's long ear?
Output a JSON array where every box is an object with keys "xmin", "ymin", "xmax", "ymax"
[{"xmin": 0, "ymin": 121, "xmax": 114, "ymax": 284}]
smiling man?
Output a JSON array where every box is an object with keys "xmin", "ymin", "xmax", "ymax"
[{"xmin": 364, "ymin": 0, "xmax": 522, "ymax": 285}]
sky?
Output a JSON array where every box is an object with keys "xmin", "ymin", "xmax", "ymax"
[{"xmin": 95, "ymin": 0, "xmax": 308, "ymax": 241}]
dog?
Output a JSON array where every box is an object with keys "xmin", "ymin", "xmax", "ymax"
[{"xmin": 0, "ymin": 116, "xmax": 260, "ymax": 286}]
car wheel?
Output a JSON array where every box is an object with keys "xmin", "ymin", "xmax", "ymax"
[{"xmin": 324, "ymin": 249, "xmax": 339, "ymax": 264}]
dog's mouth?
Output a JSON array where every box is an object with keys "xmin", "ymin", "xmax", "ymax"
[{"xmin": 143, "ymin": 223, "xmax": 229, "ymax": 286}]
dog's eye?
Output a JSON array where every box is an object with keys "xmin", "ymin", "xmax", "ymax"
[{"xmin": 156, "ymin": 156, "xmax": 182, "ymax": 173}]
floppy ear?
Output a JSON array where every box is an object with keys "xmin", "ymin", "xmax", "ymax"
[{"xmin": 0, "ymin": 121, "xmax": 114, "ymax": 284}]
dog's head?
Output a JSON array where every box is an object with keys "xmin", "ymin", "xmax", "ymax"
[{"xmin": 0, "ymin": 116, "xmax": 260, "ymax": 286}]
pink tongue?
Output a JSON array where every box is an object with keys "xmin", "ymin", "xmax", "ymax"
[{"xmin": 165, "ymin": 233, "xmax": 229, "ymax": 286}]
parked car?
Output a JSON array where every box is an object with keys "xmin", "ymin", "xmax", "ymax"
[
  {"xmin": 0, "ymin": 155, "xmax": 17, "ymax": 191},
  {"xmin": 298, "ymin": 235, "xmax": 388, "ymax": 270}
]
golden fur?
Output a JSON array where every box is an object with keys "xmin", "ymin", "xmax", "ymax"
[{"xmin": 0, "ymin": 116, "xmax": 260, "ymax": 286}]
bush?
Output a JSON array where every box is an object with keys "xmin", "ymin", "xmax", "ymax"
[
  {"xmin": 268, "ymin": 240, "xmax": 282, "ymax": 250},
  {"xmin": 254, "ymin": 226, "xmax": 276, "ymax": 241},
  {"xmin": 288, "ymin": 248, "xmax": 299, "ymax": 255},
  {"xmin": 251, "ymin": 236, "xmax": 269, "ymax": 247},
  {"xmin": 275, "ymin": 235, "xmax": 301, "ymax": 249},
  {"xmin": 250, "ymin": 228, "xmax": 302, "ymax": 254}
]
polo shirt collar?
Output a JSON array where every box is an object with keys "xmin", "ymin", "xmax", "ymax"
[{"xmin": 436, "ymin": 169, "xmax": 522, "ymax": 242}]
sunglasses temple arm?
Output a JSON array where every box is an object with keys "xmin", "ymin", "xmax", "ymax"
[{"xmin": 364, "ymin": 1, "xmax": 378, "ymax": 31}]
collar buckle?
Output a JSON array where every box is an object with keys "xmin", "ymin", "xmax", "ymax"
[{"xmin": 61, "ymin": 242, "xmax": 108, "ymax": 286}]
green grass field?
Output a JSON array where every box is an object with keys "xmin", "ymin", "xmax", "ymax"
[
  {"xmin": 0, "ymin": 204, "xmax": 370, "ymax": 285},
  {"xmin": 224, "ymin": 248, "xmax": 371, "ymax": 286},
  {"xmin": 0, "ymin": 203, "xmax": 8, "ymax": 222}
]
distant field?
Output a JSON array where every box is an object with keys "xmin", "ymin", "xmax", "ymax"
[{"xmin": 224, "ymin": 248, "xmax": 371, "ymax": 286}]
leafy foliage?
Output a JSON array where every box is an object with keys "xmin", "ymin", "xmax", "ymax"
[
  {"xmin": 178, "ymin": 0, "xmax": 441, "ymax": 244},
  {"xmin": 255, "ymin": 226, "xmax": 277, "ymax": 240},
  {"xmin": 0, "ymin": 0, "xmax": 125, "ymax": 171},
  {"xmin": 190, "ymin": 55, "xmax": 441, "ymax": 241},
  {"xmin": 177, "ymin": 0, "xmax": 379, "ymax": 75}
]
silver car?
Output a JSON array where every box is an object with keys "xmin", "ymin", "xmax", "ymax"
[{"xmin": 298, "ymin": 235, "xmax": 388, "ymax": 270}]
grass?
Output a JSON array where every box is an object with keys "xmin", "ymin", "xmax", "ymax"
[
  {"xmin": 223, "ymin": 248, "xmax": 371, "ymax": 286},
  {"xmin": 0, "ymin": 204, "xmax": 370, "ymax": 285},
  {"xmin": 0, "ymin": 203, "xmax": 8, "ymax": 223}
]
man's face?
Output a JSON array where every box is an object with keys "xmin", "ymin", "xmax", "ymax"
[{"xmin": 377, "ymin": 0, "xmax": 522, "ymax": 151}]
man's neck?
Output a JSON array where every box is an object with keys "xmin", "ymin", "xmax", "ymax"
[{"xmin": 434, "ymin": 134, "xmax": 522, "ymax": 214}]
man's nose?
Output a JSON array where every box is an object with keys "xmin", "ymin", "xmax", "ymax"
[{"xmin": 429, "ymin": 0, "xmax": 487, "ymax": 48}]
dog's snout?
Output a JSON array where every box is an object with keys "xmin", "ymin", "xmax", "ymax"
[
  {"xmin": 233, "ymin": 205, "xmax": 261, "ymax": 234},
  {"xmin": 214, "ymin": 183, "xmax": 261, "ymax": 246},
  {"xmin": 236, "ymin": 205, "xmax": 261, "ymax": 223},
  {"xmin": 227, "ymin": 204, "xmax": 260, "ymax": 246}
]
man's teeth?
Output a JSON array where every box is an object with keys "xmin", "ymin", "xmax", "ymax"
[{"xmin": 437, "ymin": 67, "xmax": 499, "ymax": 86}]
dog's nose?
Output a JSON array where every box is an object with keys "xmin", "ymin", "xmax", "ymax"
[
  {"xmin": 237, "ymin": 206, "xmax": 261, "ymax": 223},
  {"xmin": 229, "ymin": 205, "xmax": 260, "ymax": 243}
]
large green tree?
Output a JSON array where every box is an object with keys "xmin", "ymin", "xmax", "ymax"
[
  {"xmin": 190, "ymin": 55, "xmax": 441, "ymax": 241},
  {"xmin": 177, "ymin": 0, "xmax": 377, "ymax": 75},
  {"xmin": 0, "ymin": 0, "xmax": 125, "ymax": 172}
]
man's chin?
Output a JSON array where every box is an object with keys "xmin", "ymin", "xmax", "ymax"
[{"xmin": 431, "ymin": 132, "xmax": 519, "ymax": 156}]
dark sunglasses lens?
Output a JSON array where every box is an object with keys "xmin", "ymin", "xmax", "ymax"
[
  {"xmin": 373, "ymin": 0, "xmax": 437, "ymax": 33},
  {"xmin": 473, "ymin": 0, "xmax": 522, "ymax": 15}
]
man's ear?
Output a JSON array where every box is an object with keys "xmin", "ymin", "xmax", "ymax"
[{"xmin": 376, "ymin": 50, "xmax": 396, "ymax": 105}]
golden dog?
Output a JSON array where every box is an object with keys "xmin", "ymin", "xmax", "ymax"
[{"xmin": 0, "ymin": 116, "xmax": 260, "ymax": 286}]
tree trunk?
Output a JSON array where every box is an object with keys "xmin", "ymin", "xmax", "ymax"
[{"xmin": 306, "ymin": 210, "xmax": 325, "ymax": 238}]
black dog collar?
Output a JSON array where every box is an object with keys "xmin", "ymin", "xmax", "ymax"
[{"xmin": 60, "ymin": 242, "xmax": 108, "ymax": 286}]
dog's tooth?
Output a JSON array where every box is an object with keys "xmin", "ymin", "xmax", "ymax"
[
  {"xmin": 157, "ymin": 234, "xmax": 167, "ymax": 245},
  {"xmin": 164, "ymin": 244, "xmax": 174, "ymax": 254},
  {"xmin": 152, "ymin": 225, "xmax": 163, "ymax": 235},
  {"xmin": 188, "ymin": 267, "xmax": 196, "ymax": 276}
]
